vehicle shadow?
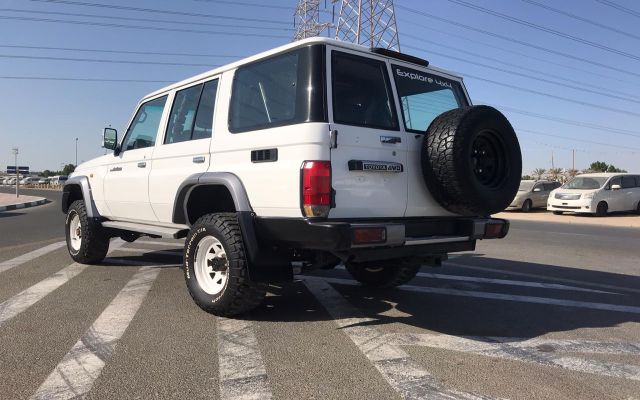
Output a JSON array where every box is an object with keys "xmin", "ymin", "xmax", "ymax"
[{"xmin": 251, "ymin": 256, "xmax": 640, "ymax": 339}]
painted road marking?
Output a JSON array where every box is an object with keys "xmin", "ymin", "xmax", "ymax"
[
  {"xmin": 386, "ymin": 334, "xmax": 640, "ymax": 381},
  {"xmin": 304, "ymin": 276, "xmax": 499, "ymax": 400},
  {"xmin": 335, "ymin": 265, "xmax": 617, "ymax": 294},
  {"xmin": 447, "ymin": 262, "xmax": 640, "ymax": 295},
  {"xmin": 321, "ymin": 277, "xmax": 640, "ymax": 314},
  {"xmin": 217, "ymin": 318, "xmax": 272, "ymax": 400},
  {"xmin": 30, "ymin": 266, "xmax": 160, "ymax": 400},
  {"xmin": 0, "ymin": 241, "xmax": 65, "ymax": 274},
  {"xmin": 0, "ymin": 240, "xmax": 124, "ymax": 328}
]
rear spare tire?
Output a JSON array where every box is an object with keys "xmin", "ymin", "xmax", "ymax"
[{"xmin": 422, "ymin": 106, "xmax": 521, "ymax": 216}]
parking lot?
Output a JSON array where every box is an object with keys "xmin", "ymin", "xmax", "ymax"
[{"xmin": 1, "ymin": 187, "xmax": 639, "ymax": 399}]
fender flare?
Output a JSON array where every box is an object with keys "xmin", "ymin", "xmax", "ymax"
[
  {"xmin": 172, "ymin": 172, "xmax": 253, "ymax": 225},
  {"xmin": 62, "ymin": 176, "xmax": 101, "ymax": 218}
]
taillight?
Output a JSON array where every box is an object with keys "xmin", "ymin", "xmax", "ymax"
[{"xmin": 301, "ymin": 160, "xmax": 331, "ymax": 218}]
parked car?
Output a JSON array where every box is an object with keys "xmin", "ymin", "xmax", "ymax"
[
  {"xmin": 6, "ymin": 177, "xmax": 16, "ymax": 185},
  {"xmin": 20, "ymin": 177, "xmax": 35, "ymax": 185},
  {"xmin": 548, "ymin": 173, "xmax": 640, "ymax": 216},
  {"xmin": 50, "ymin": 176, "xmax": 68, "ymax": 185},
  {"xmin": 37, "ymin": 177, "xmax": 50, "ymax": 184},
  {"xmin": 60, "ymin": 37, "xmax": 522, "ymax": 316},
  {"xmin": 507, "ymin": 180, "xmax": 561, "ymax": 212}
]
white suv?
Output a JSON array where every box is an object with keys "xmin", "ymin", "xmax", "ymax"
[{"xmin": 62, "ymin": 38, "xmax": 521, "ymax": 315}]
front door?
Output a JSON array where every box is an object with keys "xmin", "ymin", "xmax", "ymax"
[
  {"xmin": 103, "ymin": 95, "xmax": 168, "ymax": 222},
  {"xmin": 328, "ymin": 48, "xmax": 408, "ymax": 218}
]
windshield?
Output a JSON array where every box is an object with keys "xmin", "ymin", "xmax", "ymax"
[
  {"xmin": 519, "ymin": 181, "xmax": 535, "ymax": 191},
  {"xmin": 392, "ymin": 64, "xmax": 467, "ymax": 133},
  {"xmin": 563, "ymin": 177, "xmax": 607, "ymax": 190}
]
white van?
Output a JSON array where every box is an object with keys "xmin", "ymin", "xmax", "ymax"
[
  {"xmin": 548, "ymin": 173, "xmax": 640, "ymax": 216},
  {"xmin": 50, "ymin": 176, "xmax": 68, "ymax": 185}
]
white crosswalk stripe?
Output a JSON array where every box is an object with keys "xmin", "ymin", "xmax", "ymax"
[
  {"xmin": 0, "ymin": 241, "xmax": 65, "ymax": 274},
  {"xmin": 0, "ymin": 240, "xmax": 124, "ymax": 328},
  {"xmin": 30, "ymin": 266, "xmax": 161, "ymax": 400},
  {"xmin": 303, "ymin": 276, "xmax": 500, "ymax": 400},
  {"xmin": 217, "ymin": 317, "xmax": 272, "ymax": 400},
  {"xmin": 320, "ymin": 276, "xmax": 640, "ymax": 314}
]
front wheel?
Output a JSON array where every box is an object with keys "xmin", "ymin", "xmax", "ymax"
[
  {"xmin": 552, "ymin": 211, "xmax": 563, "ymax": 215},
  {"xmin": 522, "ymin": 199, "xmax": 532, "ymax": 213},
  {"xmin": 345, "ymin": 259, "xmax": 421, "ymax": 288},
  {"xmin": 596, "ymin": 201, "xmax": 608, "ymax": 217},
  {"xmin": 183, "ymin": 213, "xmax": 266, "ymax": 316},
  {"xmin": 65, "ymin": 200, "xmax": 110, "ymax": 264}
]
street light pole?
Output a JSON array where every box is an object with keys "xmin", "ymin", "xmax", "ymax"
[
  {"xmin": 12, "ymin": 147, "xmax": 19, "ymax": 198},
  {"xmin": 75, "ymin": 138, "xmax": 78, "ymax": 167}
]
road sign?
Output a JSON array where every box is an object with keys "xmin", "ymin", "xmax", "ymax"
[{"xmin": 6, "ymin": 166, "xmax": 29, "ymax": 174}]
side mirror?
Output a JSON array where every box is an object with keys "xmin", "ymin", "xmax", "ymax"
[
  {"xmin": 103, "ymin": 128, "xmax": 118, "ymax": 151},
  {"xmin": 533, "ymin": 187, "xmax": 542, "ymax": 192},
  {"xmin": 611, "ymin": 184, "xmax": 621, "ymax": 190}
]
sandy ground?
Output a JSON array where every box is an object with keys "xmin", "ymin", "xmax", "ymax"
[
  {"xmin": 0, "ymin": 192, "xmax": 44, "ymax": 207},
  {"xmin": 496, "ymin": 209, "xmax": 640, "ymax": 228}
]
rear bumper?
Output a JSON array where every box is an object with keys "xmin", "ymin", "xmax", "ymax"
[{"xmin": 254, "ymin": 216, "xmax": 509, "ymax": 252}]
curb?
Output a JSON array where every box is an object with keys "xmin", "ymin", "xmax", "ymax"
[{"xmin": 0, "ymin": 197, "xmax": 48, "ymax": 212}]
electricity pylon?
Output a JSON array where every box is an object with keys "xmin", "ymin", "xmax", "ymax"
[{"xmin": 292, "ymin": 0, "xmax": 401, "ymax": 51}]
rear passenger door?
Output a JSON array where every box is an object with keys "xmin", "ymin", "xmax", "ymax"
[
  {"xmin": 621, "ymin": 175, "xmax": 638, "ymax": 211},
  {"xmin": 328, "ymin": 49, "xmax": 408, "ymax": 218},
  {"xmin": 149, "ymin": 79, "xmax": 219, "ymax": 223}
]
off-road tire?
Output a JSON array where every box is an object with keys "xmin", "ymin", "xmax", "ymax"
[
  {"xmin": 421, "ymin": 106, "xmax": 521, "ymax": 216},
  {"xmin": 183, "ymin": 213, "xmax": 266, "ymax": 316},
  {"xmin": 596, "ymin": 201, "xmax": 608, "ymax": 217},
  {"xmin": 522, "ymin": 199, "xmax": 532, "ymax": 213},
  {"xmin": 65, "ymin": 200, "xmax": 110, "ymax": 264},
  {"xmin": 345, "ymin": 259, "xmax": 421, "ymax": 288}
]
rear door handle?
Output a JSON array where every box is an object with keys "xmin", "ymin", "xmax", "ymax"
[
  {"xmin": 137, "ymin": 162, "xmax": 146, "ymax": 168},
  {"xmin": 192, "ymin": 156, "xmax": 205, "ymax": 164}
]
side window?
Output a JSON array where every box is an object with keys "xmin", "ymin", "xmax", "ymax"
[
  {"xmin": 543, "ymin": 183, "xmax": 555, "ymax": 191},
  {"xmin": 608, "ymin": 177, "xmax": 622, "ymax": 189},
  {"xmin": 332, "ymin": 51, "xmax": 398, "ymax": 130},
  {"xmin": 122, "ymin": 95, "xmax": 167, "ymax": 151},
  {"xmin": 636, "ymin": 176, "xmax": 640, "ymax": 187},
  {"xmin": 165, "ymin": 84, "xmax": 203, "ymax": 144},
  {"xmin": 165, "ymin": 79, "xmax": 218, "ymax": 144},
  {"xmin": 622, "ymin": 176, "xmax": 636, "ymax": 188},
  {"xmin": 193, "ymin": 80, "xmax": 218, "ymax": 140},
  {"xmin": 533, "ymin": 183, "xmax": 544, "ymax": 191}
]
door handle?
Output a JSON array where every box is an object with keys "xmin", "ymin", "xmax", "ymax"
[
  {"xmin": 137, "ymin": 162, "xmax": 147, "ymax": 168},
  {"xmin": 192, "ymin": 156, "xmax": 205, "ymax": 164},
  {"xmin": 380, "ymin": 136, "xmax": 401, "ymax": 144},
  {"xmin": 109, "ymin": 167, "xmax": 122, "ymax": 172}
]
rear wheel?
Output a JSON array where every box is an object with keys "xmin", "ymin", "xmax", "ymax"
[
  {"xmin": 345, "ymin": 259, "xmax": 421, "ymax": 288},
  {"xmin": 596, "ymin": 201, "xmax": 608, "ymax": 217},
  {"xmin": 183, "ymin": 213, "xmax": 266, "ymax": 316},
  {"xmin": 65, "ymin": 200, "xmax": 110, "ymax": 264},
  {"xmin": 522, "ymin": 199, "xmax": 532, "ymax": 213}
]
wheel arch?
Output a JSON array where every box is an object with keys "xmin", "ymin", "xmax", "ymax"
[
  {"xmin": 172, "ymin": 172, "xmax": 253, "ymax": 226},
  {"xmin": 61, "ymin": 176, "xmax": 100, "ymax": 218}
]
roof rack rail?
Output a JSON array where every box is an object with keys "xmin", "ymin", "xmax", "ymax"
[{"xmin": 370, "ymin": 47, "xmax": 429, "ymax": 67}]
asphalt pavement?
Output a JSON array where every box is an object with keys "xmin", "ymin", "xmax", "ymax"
[{"xmin": 1, "ymin": 188, "xmax": 639, "ymax": 399}]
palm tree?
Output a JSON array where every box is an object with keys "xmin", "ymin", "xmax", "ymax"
[
  {"xmin": 566, "ymin": 169, "xmax": 578, "ymax": 178},
  {"xmin": 532, "ymin": 168, "xmax": 546, "ymax": 180},
  {"xmin": 549, "ymin": 168, "xmax": 563, "ymax": 181}
]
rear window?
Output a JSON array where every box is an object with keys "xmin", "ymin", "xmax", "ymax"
[
  {"xmin": 622, "ymin": 176, "xmax": 637, "ymax": 188},
  {"xmin": 229, "ymin": 45, "xmax": 326, "ymax": 133},
  {"xmin": 392, "ymin": 64, "xmax": 467, "ymax": 133},
  {"xmin": 332, "ymin": 51, "xmax": 399, "ymax": 130}
]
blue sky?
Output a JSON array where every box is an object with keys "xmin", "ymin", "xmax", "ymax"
[{"xmin": 1, "ymin": 0, "xmax": 639, "ymax": 174}]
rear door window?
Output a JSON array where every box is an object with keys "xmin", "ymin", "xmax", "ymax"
[
  {"xmin": 392, "ymin": 64, "xmax": 467, "ymax": 133},
  {"xmin": 332, "ymin": 51, "xmax": 399, "ymax": 130},
  {"xmin": 622, "ymin": 176, "xmax": 636, "ymax": 188},
  {"xmin": 165, "ymin": 79, "xmax": 218, "ymax": 144}
]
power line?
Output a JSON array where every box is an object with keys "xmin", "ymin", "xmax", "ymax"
[
  {"xmin": 517, "ymin": 127, "xmax": 640, "ymax": 151},
  {"xmin": 399, "ymin": 21, "xmax": 640, "ymax": 86},
  {"xmin": 29, "ymin": 0, "xmax": 291, "ymax": 25},
  {"xmin": 402, "ymin": 35, "xmax": 640, "ymax": 101},
  {"xmin": 193, "ymin": 0, "xmax": 293, "ymax": 10},
  {"xmin": 403, "ymin": 42, "xmax": 640, "ymax": 105},
  {"xmin": 0, "ymin": 53, "xmax": 222, "ymax": 67},
  {"xmin": 521, "ymin": 0, "xmax": 640, "ymax": 41},
  {"xmin": 0, "ymin": 8, "xmax": 294, "ymax": 32},
  {"xmin": 0, "ymin": 44, "xmax": 244, "ymax": 59},
  {"xmin": 442, "ymin": 0, "xmax": 640, "ymax": 62},
  {"xmin": 0, "ymin": 15, "xmax": 289, "ymax": 39},
  {"xmin": 0, "ymin": 76, "xmax": 173, "ymax": 83},
  {"xmin": 596, "ymin": 0, "xmax": 640, "ymax": 18},
  {"xmin": 395, "ymin": 4, "xmax": 640, "ymax": 79}
]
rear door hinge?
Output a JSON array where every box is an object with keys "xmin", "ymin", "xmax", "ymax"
[{"xmin": 329, "ymin": 129, "xmax": 338, "ymax": 149}]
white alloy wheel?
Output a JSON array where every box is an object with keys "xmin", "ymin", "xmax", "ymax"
[
  {"xmin": 69, "ymin": 212, "xmax": 82, "ymax": 251},
  {"xmin": 194, "ymin": 236, "xmax": 229, "ymax": 295}
]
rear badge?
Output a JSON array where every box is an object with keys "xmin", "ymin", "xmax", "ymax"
[{"xmin": 348, "ymin": 160, "xmax": 403, "ymax": 172}]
